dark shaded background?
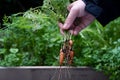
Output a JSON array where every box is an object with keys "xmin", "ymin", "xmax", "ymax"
[{"xmin": 0, "ymin": 0, "xmax": 43, "ymax": 28}]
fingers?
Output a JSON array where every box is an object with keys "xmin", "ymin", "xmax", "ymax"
[
  {"xmin": 72, "ymin": 23, "xmax": 86, "ymax": 35},
  {"xmin": 58, "ymin": 17, "xmax": 85, "ymax": 35},
  {"xmin": 62, "ymin": 0, "xmax": 86, "ymax": 30},
  {"xmin": 69, "ymin": 13, "xmax": 95, "ymax": 35},
  {"xmin": 69, "ymin": 22, "xmax": 85, "ymax": 35},
  {"xmin": 58, "ymin": 0, "xmax": 94, "ymax": 35},
  {"xmin": 63, "ymin": 6, "xmax": 79, "ymax": 30},
  {"xmin": 68, "ymin": 17, "xmax": 84, "ymax": 35},
  {"xmin": 58, "ymin": 22, "xmax": 64, "ymax": 35},
  {"xmin": 58, "ymin": 13, "xmax": 95, "ymax": 35}
]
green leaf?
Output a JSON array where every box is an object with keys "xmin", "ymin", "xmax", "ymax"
[
  {"xmin": 0, "ymin": 49, "xmax": 6, "ymax": 54},
  {"xmin": 9, "ymin": 48, "xmax": 19, "ymax": 53}
]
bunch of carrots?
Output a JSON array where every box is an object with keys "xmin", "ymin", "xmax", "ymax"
[{"xmin": 59, "ymin": 39, "xmax": 74, "ymax": 66}]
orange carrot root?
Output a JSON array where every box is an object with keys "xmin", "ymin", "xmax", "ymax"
[{"xmin": 59, "ymin": 49, "xmax": 65, "ymax": 66}]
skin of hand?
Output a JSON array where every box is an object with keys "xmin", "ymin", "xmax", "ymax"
[{"xmin": 58, "ymin": 0, "xmax": 95, "ymax": 35}]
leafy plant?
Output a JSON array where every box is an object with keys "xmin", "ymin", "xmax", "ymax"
[
  {"xmin": 1, "ymin": 6, "xmax": 62, "ymax": 66},
  {"xmin": 73, "ymin": 19, "xmax": 120, "ymax": 80}
]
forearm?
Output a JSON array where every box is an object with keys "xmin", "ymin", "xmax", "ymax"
[{"xmin": 82, "ymin": 0, "xmax": 120, "ymax": 26}]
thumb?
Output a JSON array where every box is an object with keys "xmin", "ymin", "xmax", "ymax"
[
  {"xmin": 72, "ymin": 13, "xmax": 95, "ymax": 35},
  {"xmin": 63, "ymin": 6, "xmax": 79, "ymax": 30}
]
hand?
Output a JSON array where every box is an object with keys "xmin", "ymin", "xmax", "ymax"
[{"xmin": 58, "ymin": 0, "xmax": 95, "ymax": 35}]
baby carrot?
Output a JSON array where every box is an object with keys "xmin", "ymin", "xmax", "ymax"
[
  {"xmin": 69, "ymin": 50, "xmax": 74, "ymax": 65},
  {"xmin": 59, "ymin": 49, "xmax": 65, "ymax": 66}
]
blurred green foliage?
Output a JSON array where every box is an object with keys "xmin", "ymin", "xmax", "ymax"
[{"xmin": 0, "ymin": 0, "xmax": 120, "ymax": 80}]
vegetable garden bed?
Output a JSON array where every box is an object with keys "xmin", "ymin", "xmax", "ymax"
[
  {"xmin": 1, "ymin": 0, "xmax": 120, "ymax": 79},
  {"xmin": 0, "ymin": 66, "xmax": 108, "ymax": 80}
]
